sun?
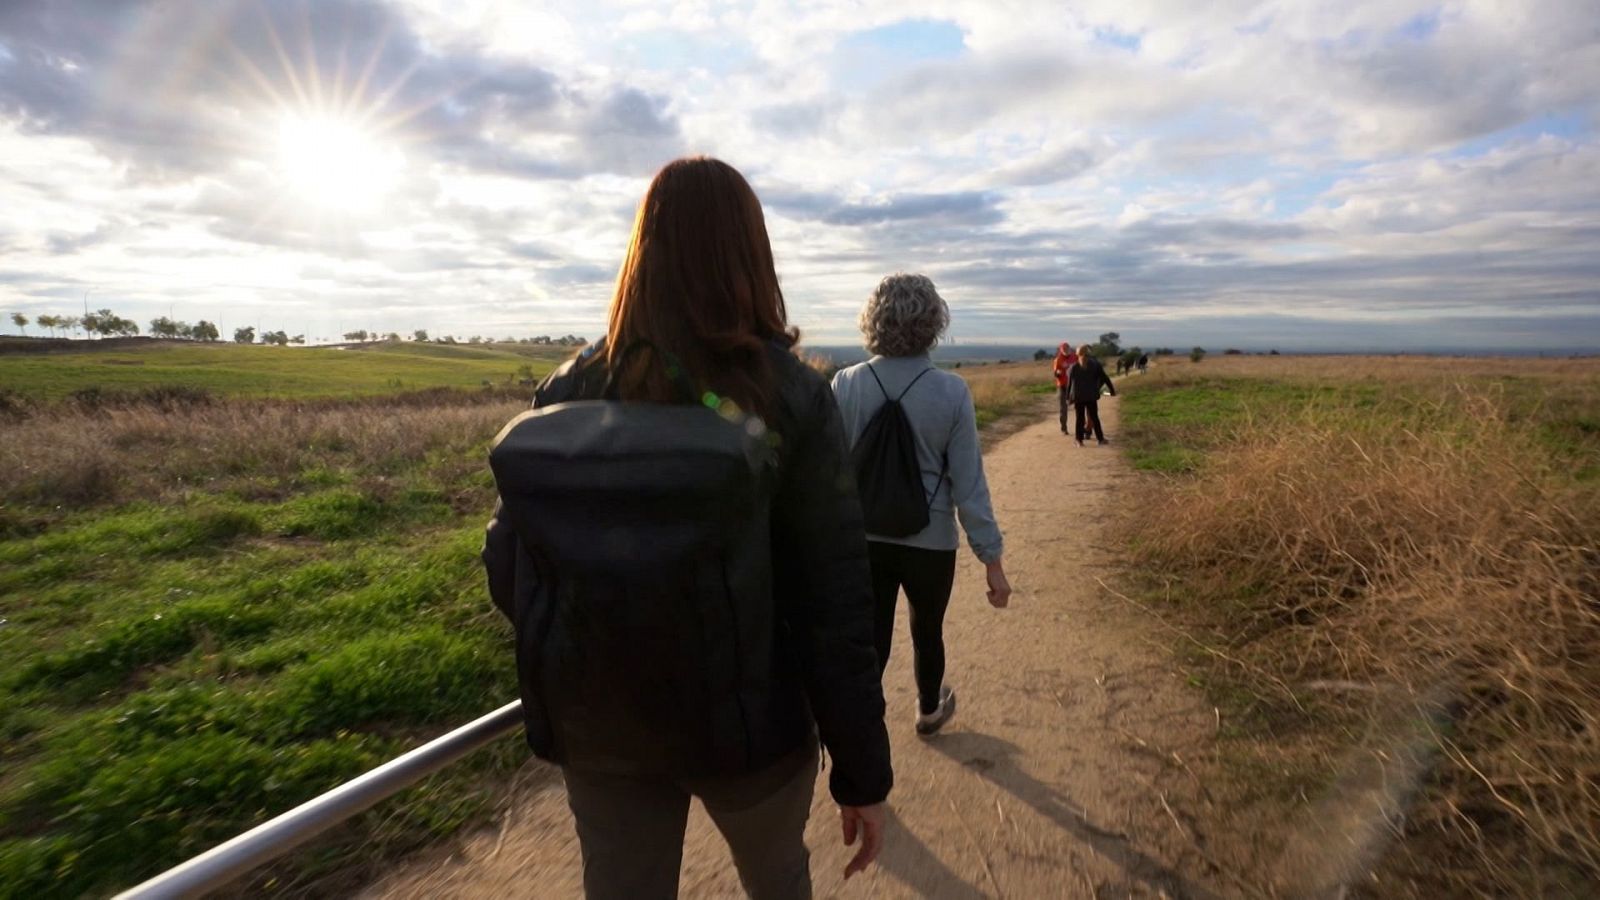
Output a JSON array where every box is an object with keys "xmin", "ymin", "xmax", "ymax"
[{"xmin": 276, "ymin": 115, "xmax": 402, "ymax": 212}]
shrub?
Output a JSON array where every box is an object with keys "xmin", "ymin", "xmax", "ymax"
[{"xmin": 24, "ymin": 459, "xmax": 118, "ymax": 505}]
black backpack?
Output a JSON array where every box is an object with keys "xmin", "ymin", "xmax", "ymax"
[
  {"xmin": 851, "ymin": 365, "xmax": 939, "ymax": 537},
  {"xmin": 487, "ymin": 345, "xmax": 781, "ymax": 775}
]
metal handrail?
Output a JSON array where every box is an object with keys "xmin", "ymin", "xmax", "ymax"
[{"xmin": 114, "ymin": 700, "xmax": 525, "ymax": 900}]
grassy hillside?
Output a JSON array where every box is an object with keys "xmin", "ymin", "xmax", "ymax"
[
  {"xmin": 1116, "ymin": 355, "xmax": 1600, "ymax": 896},
  {"xmin": 0, "ymin": 340, "xmax": 569, "ymax": 402}
]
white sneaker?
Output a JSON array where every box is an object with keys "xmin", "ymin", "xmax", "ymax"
[{"xmin": 915, "ymin": 686, "xmax": 957, "ymax": 737}]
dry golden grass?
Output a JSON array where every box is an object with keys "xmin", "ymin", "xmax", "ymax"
[
  {"xmin": 1147, "ymin": 351, "xmax": 1600, "ymax": 383},
  {"xmin": 958, "ymin": 361, "xmax": 1055, "ymax": 428},
  {"xmin": 800, "ymin": 353, "xmax": 1055, "ymax": 431},
  {"xmin": 1121, "ymin": 355, "xmax": 1600, "ymax": 895},
  {"xmin": 0, "ymin": 391, "xmax": 525, "ymax": 511},
  {"xmin": 2, "ymin": 356, "xmax": 1064, "ymax": 516}
]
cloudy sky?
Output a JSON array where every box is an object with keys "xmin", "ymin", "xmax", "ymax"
[{"xmin": 1, "ymin": 0, "xmax": 1597, "ymax": 351}]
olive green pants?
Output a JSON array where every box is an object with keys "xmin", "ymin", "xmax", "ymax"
[{"xmin": 563, "ymin": 740, "xmax": 818, "ymax": 900}]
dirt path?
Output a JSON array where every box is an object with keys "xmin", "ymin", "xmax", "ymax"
[{"xmin": 365, "ymin": 402, "xmax": 1226, "ymax": 899}]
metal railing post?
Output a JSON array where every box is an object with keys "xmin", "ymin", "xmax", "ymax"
[{"xmin": 114, "ymin": 700, "xmax": 524, "ymax": 900}]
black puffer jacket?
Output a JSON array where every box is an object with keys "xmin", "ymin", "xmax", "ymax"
[
  {"xmin": 1065, "ymin": 356, "xmax": 1116, "ymax": 403},
  {"xmin": 483, "ymin": 342, "xmax": 893, "ymax": 807}
]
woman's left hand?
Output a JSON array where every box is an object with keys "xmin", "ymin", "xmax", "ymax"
[{"xmin": 985, "ymin": 559, "xmax": 1012, "ymax": 608}]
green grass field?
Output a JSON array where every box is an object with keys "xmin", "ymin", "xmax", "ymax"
[
  {"xmin": 1121, "ymin": 356, "xmax": 1599, "ymax": 479},
  {"xmin": 0, "ymin": 339, "xmax": 570, "ymax": 401},
  {"xmin": 1120, "ymin": 379, "xmax": 1383, "ymax": 473},
  {"xmin": 0, "ymin": 514, "xmax": 523, "ymax": 896}
]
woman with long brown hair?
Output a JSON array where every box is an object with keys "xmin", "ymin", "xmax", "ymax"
[{"xmin": 483, "ymin": 157, "xmax": 892, "ymax": 899}]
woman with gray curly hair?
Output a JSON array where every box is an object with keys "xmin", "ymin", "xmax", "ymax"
[{"xmin": 831, "ymin": 273, "xmax": 1011, "ymax": 737}]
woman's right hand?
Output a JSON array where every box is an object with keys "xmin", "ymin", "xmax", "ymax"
[
  {"xmin": 985, "ymin": 559, "xmax": 1012, "ymax": 608},
  {"xmin": 840, "ymin": 803, "xmax": 886, "ymax": 878}
]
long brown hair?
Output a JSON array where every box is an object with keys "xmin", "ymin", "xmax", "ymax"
[{"xmin": 605, "ymin": 157, "xmax": 797, "ymax": 418}]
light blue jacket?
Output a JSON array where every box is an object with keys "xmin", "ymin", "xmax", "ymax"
[{"xmin": 831, "ymin": 354, "xmax": 1004, "ymax": 563}]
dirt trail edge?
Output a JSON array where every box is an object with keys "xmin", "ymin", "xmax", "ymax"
[{"xmin": 365, "ymin": 403, "xmax": 1229, "ymax": 899}]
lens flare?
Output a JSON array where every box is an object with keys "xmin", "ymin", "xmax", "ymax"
[{"xmin": 276, "ymin": 114, "xmax": 402, "ymax": 212}]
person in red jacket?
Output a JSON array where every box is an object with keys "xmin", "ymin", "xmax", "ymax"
[{"xmin": 1052, "ymin": 341, "xmax": 1078, "ymax": 435}]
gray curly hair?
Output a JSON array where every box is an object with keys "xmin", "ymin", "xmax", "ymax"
[{"xmin": 859, "ymin": 273, "xmax": 949, "ymax": 357}]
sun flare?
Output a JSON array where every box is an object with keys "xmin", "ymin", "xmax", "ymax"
[{"xmin": 276, "ymin": 115, "xmax": 402, "ymax": 212}]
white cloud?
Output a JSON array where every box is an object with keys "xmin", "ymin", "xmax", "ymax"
[{"xmin": 0, "ymin": 0, "xmax": 1596, "ymax": 348}]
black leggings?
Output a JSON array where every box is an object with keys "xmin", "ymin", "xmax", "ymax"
[
  {"xmin": 867, "ymin": 541, "xmax": 958, "ymax": 715},
  {"xmin": 1075, "ymin": 401, "xmax": 1104, "ymax": 441}
]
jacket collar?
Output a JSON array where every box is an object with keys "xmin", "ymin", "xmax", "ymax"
[{"xmin": 869, "ymin": 352, "xmax": 933, "ymax": 365}]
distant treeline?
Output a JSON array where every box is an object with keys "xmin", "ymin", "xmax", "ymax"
[
  {"xmin": 812, "ymin": 332, "xmax": 1189, "ymax": 369},
  {"xmin": 7, "ymin": 310, "xmax": 585, "ymax": 348},
  {"xmin": 338, "ymin": 329, "xmax": 588, "ymax": 347}
]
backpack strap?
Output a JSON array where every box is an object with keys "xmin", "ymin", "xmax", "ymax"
[
  {"xmin": 864, "ymin": 362, "xmax": 890, "ymax": 400},
  {"xmin": 863, "ymin": 363, "xmax": 937, "ymax": 403},
  {"xmin": 896, "ymin": 366, "xmax": 937, "ymax": 402},
  {"xmin": 925, "ymin": 450, "xmax": 948, "ymax": 513},
  {"xmin": 900, "ymin": 368, "xmax": 944, "ymax": 509}
]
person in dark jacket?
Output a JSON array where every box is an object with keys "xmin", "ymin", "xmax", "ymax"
[
  {"xmin": 1066, "ymin": 343, "xmax": 1116, "ymax": 446},
  {"xmin": 482, "ymin": 157, "xmax": 892, "ymax": 899}
]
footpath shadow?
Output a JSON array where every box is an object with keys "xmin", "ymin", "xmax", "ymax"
[
  {"xmin": 877, "ymin": 806, "xmax": 988, "ymax": 900},
  {"xmin": 929, "ymin": 731, "xmax": 1217, "ymax": 900}
]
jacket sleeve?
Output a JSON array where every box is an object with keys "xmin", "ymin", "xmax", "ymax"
[
  {"xmin": 483, "ymin": 501, "xmax": 518, "ymax": 623},
  {"xmin": 1100, "ymin": 364, "xmax": 1116, "ymax": 396},
  {"xmin": 772, "ymin": 377, "xmax": 893, "ymax": 807},
  {"xmin": 946, "ymin": 379, "xmax": 1005, "ymax": 564}
]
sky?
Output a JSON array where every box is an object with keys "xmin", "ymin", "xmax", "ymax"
[{"xmin": 1, "ymin": 0, "xmax": 1597, "ymax": 352}]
